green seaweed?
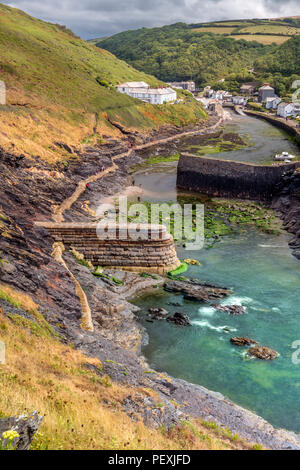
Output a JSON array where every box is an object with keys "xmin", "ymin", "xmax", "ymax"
[{"xmin": 167, "ymin": 262, "xmax": 189, "ymax": 277}]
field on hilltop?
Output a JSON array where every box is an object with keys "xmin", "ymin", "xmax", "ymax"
[
  {"xmin": 191, "ymin": 17, "xmax": 300, "ymax": 44},
  {"xmin": 0, "ymin": 4, "xmax": 206, "ymax": 162}
]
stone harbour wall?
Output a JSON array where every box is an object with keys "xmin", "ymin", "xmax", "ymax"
[
  {"xmin": 36, "ymin": 222, "xmax": 180, "ymax": 274},
  {"xmin": 177, "ymin": 152, "xmax": 300, "ymax": 201}
]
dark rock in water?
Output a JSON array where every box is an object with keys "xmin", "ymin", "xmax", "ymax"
[
  {"xmin": 213, "ymin": 304, "xmax": 246, "ymax": 315},
  {"xmin": 248, "ymin": 346, "xmax": 278, "ymax": 360},
  {"xmin": 0, "ymin": 411, "xmax": 43, "ymax": 450},
  {"xmin": 164, "ymin": 280, "xmax": 230, "ymax": 302},
  {"xmin": 230, "ymin": 337, "xmax": 258, "ymax": 347},
  {"xmin": 148, "ymin": 307, "xmax": 169, "ymax": 320},
  {"xmin": 190, "ymin": 279, "xmax": 229, "ymax": 290},
  {"xmin": 293, "ymin": 249, "xmax": 300, "ymax": 260},
  {"xmin": 167, "ymin": 312, "xmax": 191, "ymax": 326}
]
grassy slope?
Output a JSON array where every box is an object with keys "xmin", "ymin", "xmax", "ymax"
[
  {"xmin": 0, "ymin": 4, "xmax": 206, "ymax": 162},
  {"xmin": 0, "ymin": 283, "xmax": 254, "ymax": 450}
]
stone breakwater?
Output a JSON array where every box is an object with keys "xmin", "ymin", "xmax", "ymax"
[
  {"xmin": 177, "ymin": 152, "xmax": 300, "ymax": 201},
  {"xmin": 35, "ymin": 222, "xmax": 180, "ymax": 274}
]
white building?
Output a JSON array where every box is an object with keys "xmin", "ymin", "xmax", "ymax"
[
  {"xmin": 266, "ymin": 97, "xmax": 281, "ymax": 110},
  {"xmin": 277, "ymin": 103, "xmax": 295, "ymax": 118},
  {"xmin": 116, "ymin": 81, "xmax": 176, "ymax": 104},
  {"xmin": 117, "ymin": 81, "xmax": 150, "ymax": 93},
  {"xmin": 233, "ymin": 96, "xmax": 247, "ymax": 105},
  {"xmin": 204, "ymin": 86, "xmax": 214, "ymax": 98},
  {"xmin": 212, "ymin": 90, "xmax": 226, "ymax": 100},
  {"xmin": 293, "ymin": 102, "xmax": 300, "ymax": 116},
  {"xmin": 167, "ymin": 81, "xmax": 195, "ymax": 92}
]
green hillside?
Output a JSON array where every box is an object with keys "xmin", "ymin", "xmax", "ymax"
[
  {"xmin": 98, "ymin": 19, "xmax": 300, "ymax": 94},
  {"xmin": 254, "ymin": 35, "xmax": 300, "ymax": 96},
  {"xmin": 0, "ymin": 4, "xmax": 206, "ymax": 162},
  {"xmin": 98, "ymin": 23, "xmax": 273, "ymax": 86}
]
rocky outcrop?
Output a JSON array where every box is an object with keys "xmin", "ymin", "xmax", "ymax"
[
  {"xmin": 167, "ymin": 311, "xmax": 191, "ymax": 326},
  {"xmin": 272, "ymin": 169, "xmax": 300, "ymax": 260},
  {"xmin": 0, "ymin": 124, "xmax": 299, "ymax": 451},
  {"xmin": 213, "ymin": 304, "xmax": 246, "ymax": 315},
  {"xmin": 164, "ymin": 279, "xmax": 230, "ymax": 301},
  {"xmin": 148, "ymin": 307, "xmax": 169, "ymax": 320},
  {"xmin": 230, "ymin": 337, "xmax": 258, "ymax": 346},
  {"xmin": 0, "ymin": 412, "xmax": 43, "ymax": 450},
  {"xmin": 248, "ymin": 346, "xmax": 279, "ymax": 360}
]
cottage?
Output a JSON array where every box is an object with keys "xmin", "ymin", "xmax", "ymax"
[
  {"xmin": 265, "ymin": 97, "xmax": 281, "ymax": 110},
  {"xmin": 223, "ymin": 91, "xmax": 233, "ymax": 102},
  {"xmin": 208, "ymin": 99, "xmax": 218, "ymax": 112},
  {"xmin": 214, "ymin": 90, "xmax": 226, "ymax": 100},
  {"xmin": 197, "ymin": 97, "xmax": 209, "ymax": 109},
  {"xmin": 293, "ymin": 102, "xmax": 300, "ymax": 116},
  {"xmin": 167, "ymin": 81, "xmax": 195, "ymax": 92},
  {"xmin": 116, "ymin": 82, "xmax": 176, "ymax": 104},
  {"xmin": 203, "ymin": 86, "xmax": 214, "ymax": 98},
  {"xmin": 232, "ymin": 96, "xmax": 247, "ymax": 105},
  {"xmin": 240, "ymin": 82, "xmax": 259, "ymax": 95},
  {"xmin": 116, "ymin": 81, "xmax": 149, "ymax": 94},
  {"xmin": 277, "ymin": 102, "xmax": 295, "ymax": 118},
  {"xmin": 258, "ymin": 83, "xmax": 275, "ymax": 102}
]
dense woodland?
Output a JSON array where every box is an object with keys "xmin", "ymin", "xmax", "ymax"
[{"xmin": 98, "ymin": 23, "xmax": 300, "ymax": 97}]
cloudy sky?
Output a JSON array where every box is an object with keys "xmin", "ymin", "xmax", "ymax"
[{"xmin": 3, "ymin": 0, "xmax": 300, "ymax": 39}]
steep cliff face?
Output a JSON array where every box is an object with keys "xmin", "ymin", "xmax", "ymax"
[
  {"xmin": 0, "ymin": 142, "xmax": 145, "ymax": 342},
  {"xmin": 272, "ymin": 169, "xmax": 300, "ymax": 259}
]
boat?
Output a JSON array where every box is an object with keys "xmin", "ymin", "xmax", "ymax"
[{"xmin": 274, "ymin": 151, "xmax": 296, "ymax": 161}]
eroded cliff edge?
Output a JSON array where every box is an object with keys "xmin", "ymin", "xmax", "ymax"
[{"xmin": 0, "ymin": 128, "xmax": 300, "ymax": 450}]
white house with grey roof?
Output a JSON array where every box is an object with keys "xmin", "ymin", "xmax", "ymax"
[
  {"xmin": 266, "ymin": 96, "xmax": 281, "ymax": 110},
  {"xmin": 116, "ymin": 81, "xmax": 177, "ymax": 104},
  {"xmin": 277, "ymin": 102, "xmax": 295, "ymax": 118}
]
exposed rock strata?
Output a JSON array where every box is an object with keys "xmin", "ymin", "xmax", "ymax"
[
  {"xmin": 230, "ymin": 337, "xmax": 258, "ymax": 347},
  {"xmin": 213, "ymin": 304, "xmax": 246, "ymax": 315},
  {"xmin": 248, "ymin": 346, "xmax": 278, "ymax": 360},
  {"xmin": 164, "ymin": 279, "xmax": 230, "ymax": 301},
  {"xmin": 272, "ymin": 169, "xmax": 300, "ymax": 260},
  {"xmin": 0, "ymin": 121, "xmax": 299, "ymax": 450},
  {"xmin": 167, "ymin": 311, "xmax": 191, "ymax": 326},
  {"xmin": 0, "ymin": 412, "xmax": 43, "ymax": 450}
]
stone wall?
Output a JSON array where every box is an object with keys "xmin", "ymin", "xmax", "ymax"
[
  {"xmin": 177, "ymin": 152, "xmax": 300, "ymax": 201},
  {"xmin": 36, "ymin": 222, "xmax": 180, "ymax": 274}
]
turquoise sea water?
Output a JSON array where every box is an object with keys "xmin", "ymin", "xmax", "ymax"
[{"xmin": 132, "ymin": 116, "xmax": 300, "ymax": 432}]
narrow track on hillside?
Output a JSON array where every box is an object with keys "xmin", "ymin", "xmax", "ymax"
[{"xmin": 52, "ymin": 117, "xmax": 223, "ymax": 223}]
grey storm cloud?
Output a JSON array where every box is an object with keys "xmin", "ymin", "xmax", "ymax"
[{"xmin": 3, "ymin": 0, "xmax": 300, "ymax": 38}]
